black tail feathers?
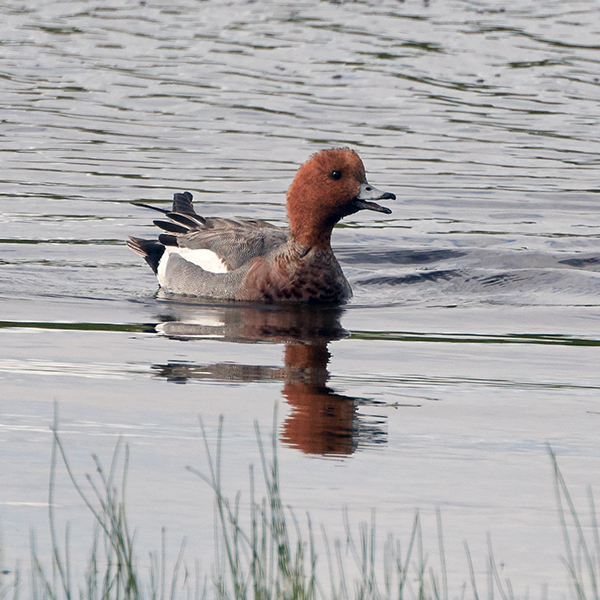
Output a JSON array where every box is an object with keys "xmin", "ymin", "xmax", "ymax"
[{"xmin": 126, "ymin": 237, "xmax": 165, "ymax": 274}]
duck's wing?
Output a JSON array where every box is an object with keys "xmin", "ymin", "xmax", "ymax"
[
  {"xmin": 164, "ymin": 219, "xmax": 289, "ymax": 271},
  {"xmin": 133, "ymin": 192, "xmax": 289, "ymax": 272}
]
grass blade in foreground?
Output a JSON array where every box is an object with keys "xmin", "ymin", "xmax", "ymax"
[{"xmin": 3, "ymin": 417, "xmax": 600, "ymax": 600}]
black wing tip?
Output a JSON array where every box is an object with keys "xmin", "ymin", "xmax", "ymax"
[
  {"xmin": 153, "ymin": 219, "xmax": 191, "ymax": 234},
  {"xmin": 166, "ymin": 211, "xmax": 206, "ymax": 228},
  {"xmin": 131, "ymin": 202, "xmax": 170, "ymax": 215},
  {"xmin": 158, "ymin": 233, "xmax": 179, "ymax": 247},
  {"xmin": 172, "ymin": 191, "xmax": 197, "ymax": 216},
  {"xmin": 131, "ymin": 191, "xmax": 197, "ymax": 216}
]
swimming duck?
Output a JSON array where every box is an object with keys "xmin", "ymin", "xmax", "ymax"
[{"xmin": 127, "ymin": 148, "xmax": 395, "ymax": 303}]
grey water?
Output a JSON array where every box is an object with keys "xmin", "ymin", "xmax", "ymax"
[{"xmin": 1, "ymin": 0, "xmax": 600, "ymax": 596}]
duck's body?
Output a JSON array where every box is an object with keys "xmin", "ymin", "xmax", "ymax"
[{"xmin": 127, "ymin": 148, "xmax": 394, "ymax": 304}]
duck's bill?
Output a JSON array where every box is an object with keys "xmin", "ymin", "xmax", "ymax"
[
  {"xmin": 353, "ymin": 183, "xmax": 396, "ymax": 214},
  {"xmin": 353, "ymin": 198, "xmax": 393, "ymax": 214}
]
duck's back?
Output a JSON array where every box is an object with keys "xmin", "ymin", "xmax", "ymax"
[{"xmin": 166, "ymin": 216, "xmax": 289, "ymax": 271}]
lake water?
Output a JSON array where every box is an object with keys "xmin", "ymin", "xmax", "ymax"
[{"xmin": 1, "ymin": 0, "xmax": 600, "ymax": 597}]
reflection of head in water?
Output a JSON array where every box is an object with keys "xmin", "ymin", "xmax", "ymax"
[
  {"xmin": 280, "ymin": 343, "xmax": 359, "ymax": 455},
  {"xmin": 150, "ymin": 303, "xmax": 387, "ymax": 456}
]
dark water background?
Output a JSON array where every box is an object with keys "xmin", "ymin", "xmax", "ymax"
[{"xmin": 1, "ymin": 0, "xmax": 600, "ymax": 596}]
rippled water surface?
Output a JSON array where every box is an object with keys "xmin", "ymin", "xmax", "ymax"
[{"xmin": 1, "ymin": 0, "xmax": 600, "ymax": 596}]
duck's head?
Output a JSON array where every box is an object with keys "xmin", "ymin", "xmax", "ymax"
[{"xmin": 286, "ymin": 148, "xmax": 395, "ymax": 249}]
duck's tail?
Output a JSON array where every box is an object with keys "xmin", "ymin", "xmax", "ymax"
[
  {"xmin": 126, "ymin": 237, "xmax": 165, "ymax": 274},
  {"xmin": 128, "ymin": 192, "xmax": 203, "ymax": 273}
]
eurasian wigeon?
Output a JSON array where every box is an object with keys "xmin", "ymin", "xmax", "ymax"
[{"xmin": 127, "ymin": 148, "xmax": 395, "ymax": 304}]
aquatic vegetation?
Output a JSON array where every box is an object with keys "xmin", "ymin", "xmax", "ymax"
[{"xmin": 0, "ymin": 421, "xmax": 598, "ymax": 600}]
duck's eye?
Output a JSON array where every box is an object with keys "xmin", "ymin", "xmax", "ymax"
[{"xmin": 330, "ymin": 170, "xmax": 342, "ymax": 180}]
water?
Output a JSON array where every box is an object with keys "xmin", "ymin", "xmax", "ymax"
[{"xmin": 1, "ymin": 0, "xmax": 600, "ymax": 596}]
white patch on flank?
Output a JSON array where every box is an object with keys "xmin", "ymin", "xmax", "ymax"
[
  {"xmin": 157, "ymin": 246, "xmax": 229, "ymax": 286},
  {"xmin": 179, "ymin": 247, "xmax": 229, "ymax": 273},
  {"xmin": 157, "ymin": 249, "xmax": 170, "ymax": 286}
]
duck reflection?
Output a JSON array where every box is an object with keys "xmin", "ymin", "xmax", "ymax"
[{"xmin": 151, "ymin": 302, "xmax": 386, "ymax": 456}]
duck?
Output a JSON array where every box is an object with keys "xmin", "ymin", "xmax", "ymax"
[{"xmin": 127, "ymin": 148, "xmax": 395, "ymax": 304}]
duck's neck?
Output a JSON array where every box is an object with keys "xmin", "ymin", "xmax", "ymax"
[
  {"xmin": 287, "ymin": 196, "xmax": 336, "ymax": 251},
  {"xmin": 290, "ymin": 221, "xmax": 334, "ymax": 251}
]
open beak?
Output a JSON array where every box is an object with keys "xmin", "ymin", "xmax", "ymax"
[{"xmin": 352, "ymin": 182, "xmax": 395, "ymax": 214}]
